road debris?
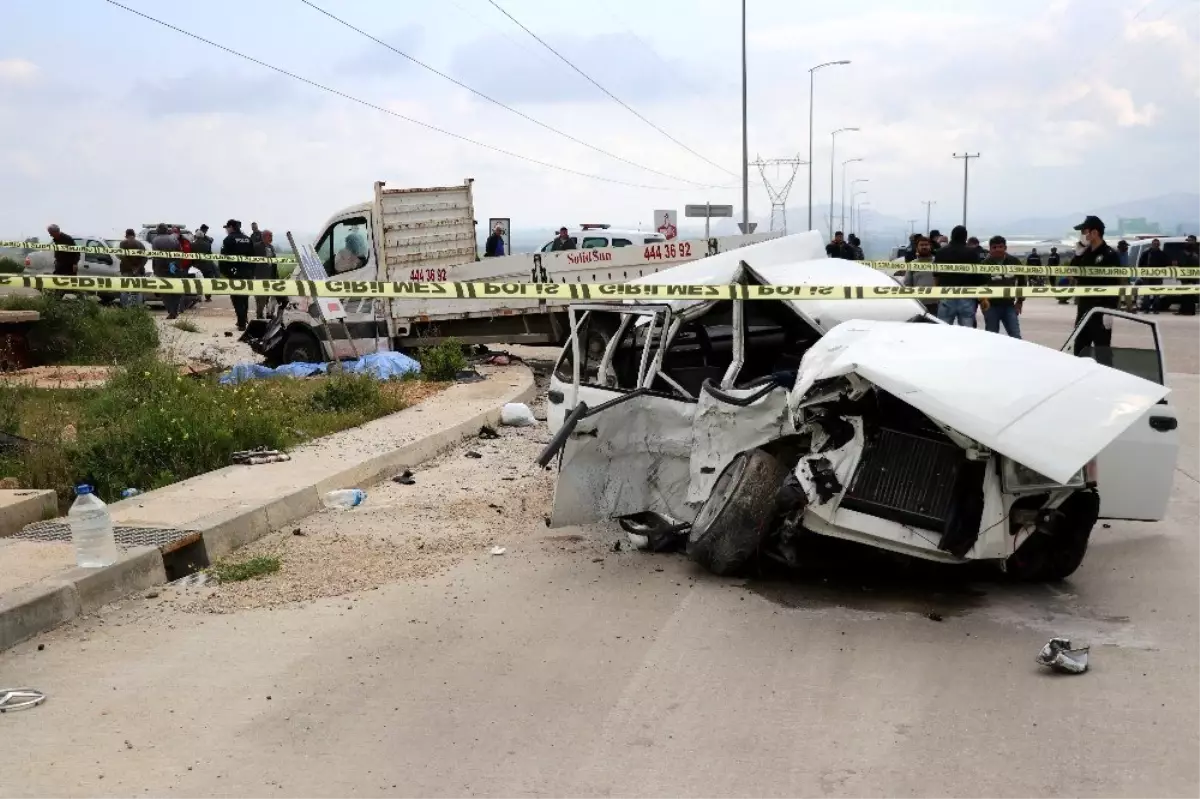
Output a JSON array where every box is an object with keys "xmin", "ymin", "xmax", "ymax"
[
  {"xmin": 0, "ymin": 688, "xmax": 46, "ymax": 713},
  {"xmin": 465, "ymin": 451, "xmax": 483, "ymax": 459},
  {"xmin": 500, "ymin": 402, "xmax": 536, "ymax": 427},
  {"xmin": 1036, "ymin": 637, "xmax": 1090, "ymax": 674},
  {"xmin": 490, "ymin": 546, "xmax": 507, "ymax": 556},
  {"xmin": 232, "ymin": 447, "xmax": 291, "ymax": 465},
  {"xmin": 322, "ymin": 489, "xmax": 367, "ymax": 509},
  {"xmin": 926, "ymin": 612, "xmax": 945, "ymax": 622},
  {"xmin": 392, "ymin": 470, "xmax": 416, "ymax": 486},
  {"xmin": 479, "ymin": 425, "xmax": 501, "ymax": 440}
]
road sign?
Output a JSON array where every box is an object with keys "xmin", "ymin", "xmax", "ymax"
[
  {"xmin": 737, "ymin": 222, "xmax": 758, "ymax": 234},
  {"xmin": 685, "ymin": 204, "xmax": 735, "ymax": 218}
]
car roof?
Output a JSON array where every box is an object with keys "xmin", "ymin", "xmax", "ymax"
[{"xmin": 628, "ymin": 231, "xmax": 925, "ymax": 331}]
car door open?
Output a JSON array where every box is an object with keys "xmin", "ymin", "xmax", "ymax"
[
  {"xmin": 1063, "ymin": 308, "xmax": 1179, "ymax": 520},
  {"xmin": 545, "ymin": 305, "xmax": 700, "ymax": 527}
]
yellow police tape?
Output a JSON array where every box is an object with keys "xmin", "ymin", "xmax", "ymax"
[
  {"xmin": 868, "ymin": 260, "xmax": 1200, "ymax": 280},
  {"xmin": 0, "ymin": 239, "xmax": 295, "ymax": 265},
  {"xmin": 3, "ymin": 275, "xmax": 1197, "ymax": 302}
]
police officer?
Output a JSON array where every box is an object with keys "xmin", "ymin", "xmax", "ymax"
[
  {"xmin": 220, "ymin": 218, "xmax": 256, "ymax": 331},
  {"xmin": 1069, "ymin": 215, "xmax": 1122, "ymax": 358}
]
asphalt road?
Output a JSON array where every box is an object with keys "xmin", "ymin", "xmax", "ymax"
[{"xmin": 2, "ymin": 304, "xmax": 1197, "ymax": 798}]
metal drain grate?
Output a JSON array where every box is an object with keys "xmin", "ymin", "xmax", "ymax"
[{"xmin": 13, "ymin": 520, "xmax": 200, "ymax": 554}]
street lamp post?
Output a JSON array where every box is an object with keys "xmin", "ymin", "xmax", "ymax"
[
  {"xmin": 850, "ymin": 188, "xmax": 868, "ymax": 232},
  {"xmin": 857, "ymin": 201, "xmax": 871, "ymax": 243},
  {"xmin": 807, "ymin": 60, "xmax": 851, "ymax": 232},
  {"xmin": 741, "ymin": 0, "xmax": 748, "ymax": 235},
  {"xmin": 840, "ymin": 158, "xmax": 864, "ymax": 234},
  {"xmin": 829, "ymin": 127, "xmax": 859, "ymax": 236},
  {"xmin": 849, "ymin": 178, "xmax": 868, "ymax": 232},
  {"xmin": 921, "ymin": 199, "xmax": 936, "ymax": 235}
]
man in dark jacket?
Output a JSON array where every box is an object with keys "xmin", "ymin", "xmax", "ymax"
[
  {"xmin": 46, "ymin": 224, "xmax": 80, "ymax": 276},
  {"xmin": 221, "ymin": 218, "xmax": 256, "ymax": 331},
  {"xmin": 149, "ymin": 223, "xmax": 185, "ymax": 319},
  {"xmin": 191, "ymin": 224, "xmax": 216, "ymax": 302},
  {"xmin": 549, "ymin": 227, "xmax": 575, "ymax": 251},
  {"xmin": 825, "ymin": 231, "xmax": 855, "ymax": 259},
  {"xmin": 981, "ymin": 235, "xmax": 1025, "ymax": 338},
  {"xmin": 1136, "ymin": 237, "xmax": 1169, "ymax": 313},
  {"xmin": 484, "ymin": 224, "xmax": 506, "ymax": 257},
  {"xmin": 253, "ymin": 229, "xmax": 278, "ymax": 320},
  {"xmin": 1177, "ymin": 234, "xmax": 1198, "ymax": 317},
  {"xmin": 933, "ymin": 225, "xmax": 987, "ymax": 327},
  {"xmin": 117, "ymin": 228, "xmax": 147, "ymax": 309},
  {"xmin": 1069, "ymin": 215, "xmax": 1122, "ymax": 357}
]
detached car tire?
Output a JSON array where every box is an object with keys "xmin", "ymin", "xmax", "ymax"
[
  {"xmin": 687, "ymin": 448, "xmax": 787, "ymax": 576},
  {"xmin": 1006, "ymin": 490, "xmax": 1099, "ymax": 582},
  {"xmin": 282, "ymin": 329, "xmax": 322, "ymax": 364}
]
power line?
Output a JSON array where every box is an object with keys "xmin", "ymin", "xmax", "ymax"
[
  {"xmin": 101, "ymin": 0, "xmax": 681, "ymax": 191},
  {"xmin": 298, "ymin": 0, "xmax": 733, "ymax": 189},
  {"xmin": 485, "ymin": 0, "xmax": 742, "ymax": 181}
]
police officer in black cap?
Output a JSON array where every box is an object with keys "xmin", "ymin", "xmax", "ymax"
[
  {"xmin": 220, "ymin": 218, "xmax": 256, "ymax": 331},
  {"xmin": 1069, "ymin": 215, "xmax": 1122, "ymax": 357}
]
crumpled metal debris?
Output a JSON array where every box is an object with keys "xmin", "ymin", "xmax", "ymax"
[
  {"xmin": 1036, "ymin": 637, "xmax": 1090, "ymax": 674},
  {"xmin": 0, "ymin": 688, "xmax": 45, "ymax": 713},
  {"xmin": 232, "ymin": 447, "xmax": 291, "ymax": 465}
]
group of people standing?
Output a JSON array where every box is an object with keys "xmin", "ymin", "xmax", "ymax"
[
  {"xmin": 898, "ymin": 216, "xmax": 1162, "ymax": 351},
  {"xmin": 112, "ymin": 220, "xmax": 276, "ymax": 330}
]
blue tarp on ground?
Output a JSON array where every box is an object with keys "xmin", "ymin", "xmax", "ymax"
[{"xmin": 220, "ymin": 352, "xmax": 421, "ymax": 385}]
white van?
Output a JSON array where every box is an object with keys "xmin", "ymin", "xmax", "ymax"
[{"xmin": 540, "ymin": 224, "xmax": 666, "ymax": 252}]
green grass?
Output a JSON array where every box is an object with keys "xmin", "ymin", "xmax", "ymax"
[
  {"xmin": 0, "ymin": 294, "xmax": 158, "ymax": 365},
  {"xmin": 171, "ymin": 318, "xmax": 201, "ymax": 333},
  {"xmin": 0, "ymin": 256, "xmax": 23, "ymax": 274},
  {"xmin": 210, "ymin": 555, "xmax": 281, "ymax": 582},
  {"xmin": 0, "ymin": 361, "xmax": 418, "ymax": 508}
]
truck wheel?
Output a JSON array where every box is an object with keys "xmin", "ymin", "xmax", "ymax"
[
  {"xmin": 282, "ymin": 330, "xmax": 322, "ymax": 365},
  {"xmin": 1005, "ymin": 490, "xmax": 1099, "ymax": 582},
  {"xmin": 687, "ymin": 448, "xmax": 787, "ymax": 576}
]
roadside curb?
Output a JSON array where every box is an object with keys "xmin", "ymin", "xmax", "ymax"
[{"xmin": 0, "ymin": 367, "xmax": 536, "ymax": 652}]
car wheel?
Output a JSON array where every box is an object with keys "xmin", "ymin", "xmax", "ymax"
[
  {"xmin": 1005, "ymin": 490, "xmax": 1099, "ymax": 582},
  {"xmin": 281, "ymin": 329, "xmax": 323, "ymax": 365},
  {"xmin": 687, "ymin": 448, "xmax": 787, "ymax": 576}
]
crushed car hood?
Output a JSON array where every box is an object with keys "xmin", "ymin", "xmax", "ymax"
[
  {"xmin": 628, "ymin": 232, "xmax": 926, "ymax": 330},
  {"xmin": 790, "ymin": 320, "xmax": 1171, "ymax": 484}
]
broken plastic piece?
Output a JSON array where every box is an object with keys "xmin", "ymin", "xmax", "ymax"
[
  {"xmin": 1036, "ymin": 637, "xmax": 1090, "ymax": 674},
  {"xmin": 490, "ymin": 546, "xmax": 507, "ymax": 556},
  {"xmin": 626, "ymin": 532, "xmax": 650, "ymax": 551}
]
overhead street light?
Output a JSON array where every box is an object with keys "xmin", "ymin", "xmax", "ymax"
[
  {"xmin": 850, "ymin": 187, "xmax": 868, "ymax": 232},
  {"xmin": 807, "ymin": 60, "xmax": 851, "ymax": 231},
  {"xmin": 829, "ymin": 127, "xmax": 859, "ymax": 235},
  {"xmin": 841, "ymin": 159, "xmax": 864, "ymax": 233}
]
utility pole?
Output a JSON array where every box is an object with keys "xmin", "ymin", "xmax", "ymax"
[
  {"xmin": 921, "ymin": 200, "xmax": 936, "ymax": 234},
  {"xmin": 908, "ymin": 219, "xmax": 918, "ymax": 237},
  {"xmin": 952, "ymin": 153, "xmax": 980, "ymax": 227},
  {"xmin": 740, "ymin": 0, "xmax": 749, "ymax": 235}
]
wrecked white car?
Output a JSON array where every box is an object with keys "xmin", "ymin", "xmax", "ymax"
[{"xmin": 538, "ymin": 233, "xmax": 1179, "ymax": 581}]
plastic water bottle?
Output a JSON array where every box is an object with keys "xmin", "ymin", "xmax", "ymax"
[
  {"xmin": 322, "ymin": 489, "xmax": 366, "ymax": 509},
  {"xmin": 120, "ymin": 488, "xmax": 142, "ymax": 499},
  {"xmin": 68, "ymin": 485, "xmax": 119, "ymax": 568}
]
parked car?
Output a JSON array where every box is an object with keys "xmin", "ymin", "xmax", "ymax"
[
  {"xmin": 539, "ymin": 233, "xmax": 1177, "ymax": 581},
  {"xmin": 24, "ymin": 233, "xmax": 201, "ymax": 307}
]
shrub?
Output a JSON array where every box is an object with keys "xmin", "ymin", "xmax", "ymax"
[
  {"xmin": 0, "ymin": 256, "xmax": 23, "ymax": 274},
  {"xmin": 309, "ymin": 369, "xmax": 385, "ymax": 413},
  {"xmin": 416, "ymin": 338, "xmax": 467, "ymax": 381},
  {"xmin": 0, "ymin": 295, "xmax": 158, "ymax": 365}
]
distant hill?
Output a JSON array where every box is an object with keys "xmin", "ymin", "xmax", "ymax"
[{"xmin": 999, "ymin": 193, "xmax": 1199, "ymax": 238}]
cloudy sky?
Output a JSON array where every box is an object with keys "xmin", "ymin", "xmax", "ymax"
[{"xmin": 1, "ymin": 0, "xmax": 1196, "ymax": 242}]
